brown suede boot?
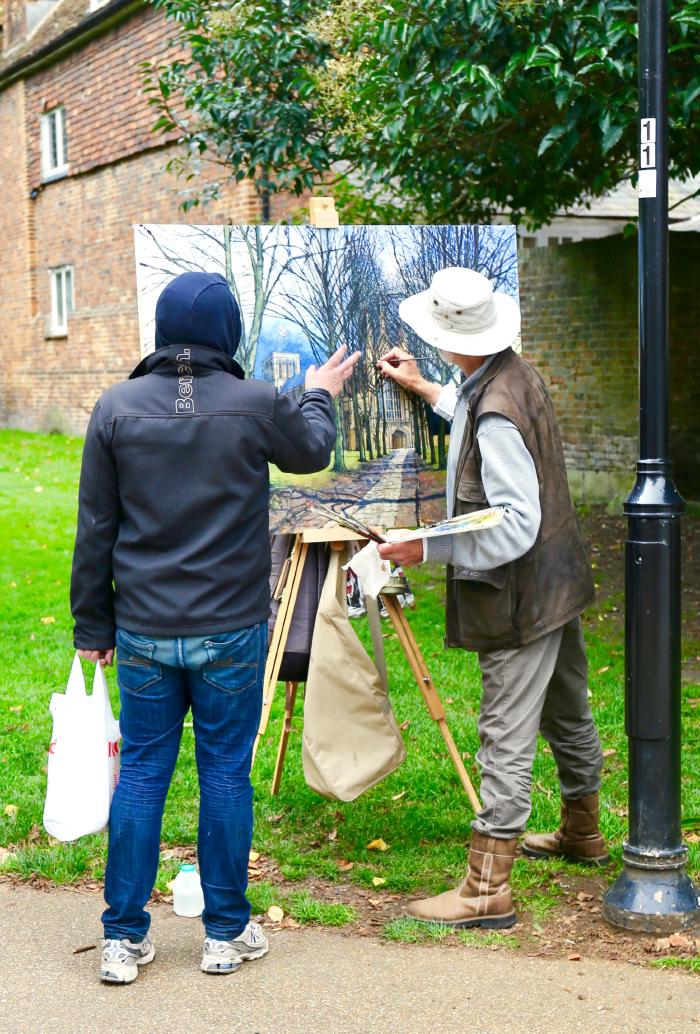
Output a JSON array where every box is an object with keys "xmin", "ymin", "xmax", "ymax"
[
  {"xmin": 522, "ymin": 792, "xmax": 610, "ymax": 867},
  {"xmin": 406, "ymin": 832, "xmax": 517, "ymax": 928}
]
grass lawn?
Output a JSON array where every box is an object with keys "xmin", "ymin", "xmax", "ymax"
[
  {"xmin": 2, "ymin": 428, "xmax": 700, "ymax": 945},
  {"xmin": 268, "ymin": 449, "xmax": 361, "ymax": 489}
]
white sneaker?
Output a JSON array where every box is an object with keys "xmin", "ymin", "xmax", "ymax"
[
  {"xmin": 201, "ymin": 921, "xmax": 269, "ymax": 974},
  {"xmin": 100, "ymin": 934, "xmax": 155, "ymax": 984}
]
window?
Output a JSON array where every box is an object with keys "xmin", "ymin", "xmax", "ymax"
[
  {"xmin": 381, "ymin": 381, "xmax": 404, "ymax": 421},
  {"xmin": 49, "ymin": 266, "xmax": 74, "ymax": 335},
  {"xmin": 40, "ymin": 107, "xmax": 67, "ymax": 179}
]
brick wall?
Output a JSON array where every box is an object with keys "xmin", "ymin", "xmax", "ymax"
[
  {"xmin": 25, "ymin": 5, "xmax": 175, "ymax": 187},
  {"xmin": 520, "ymin": 234, "xmax": 700, "ymax": 499},
  {"xmin": 0, "ymin": 81, "xmax": 33, "ymax": 420},
  {"xmin": 0, "ymin": 2, "xmax": 261, "ymax": 433},
  {"xmin": 2, "ymin": 148, "xmax": 259, "ymax": 431}
]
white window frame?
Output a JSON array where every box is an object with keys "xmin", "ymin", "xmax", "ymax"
[
  {"xmin": 40, "ymin": 107, "xmax": 68, "ymax": 180},
  {"xmin": 49, "ymin": 266, "xmax": 74, "ymax": 336}
]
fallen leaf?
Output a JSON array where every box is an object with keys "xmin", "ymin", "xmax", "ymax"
[
  {"xmin": 8, "ymin": 706, "xmax": 22, "ymax": 714},
  {"xmin": 687, "ymin": 698, "xmax": 700, "ymax": 709},
  {"xmin": 602, "ymin": 749, "xmax": 617, "ymax": 759},
  {"xmin": 337, "ymin": 860, "xmax": 354, "ymax": 872},
  {"xmin": 596, "ymin": 666, "xmax": 610, "ymax": 675},
  {"xmin": 368, "ymin": 897, "xmax": 383, "ymax": 906},
  {"xmin": 367, "ymin": 838, "xmax": 389, "ymax": 852},
  {"xmin": 249, "ymin": 850, "xmax": 260, "ymax": 862},
  {"xmin": 445, "ymin": 697, "xmax": 454, "ymax": 705},
  {"xmin": 577, "ymin": 892, "xmax": 594, "ymax": 902},
  {"xmin": 685, "ymin": 832, "xmax": 700, "ymax": 843},
  {"xmin": 282, "ymin": 917, "xmax": 300, "ymax": 929},
  {"xmin": 567, "ymin": 953, "xmax": 581, "ymax": 962},
  {"xmin": 267, "ymin": 813, "xmax": 283, "ymax": 824},
  {"xmin": 267, "ymin": 905, "xmax": 284, "ymax": 923},
  {"xmin": 669, "ymin": 933, "xmax": 693, "ymax": 949},
  {"xmin": 328, "ymin": 829, "xmax": 338, "ymax": 842},
  {"xmin": 655, "ymin": 936, "xmax": 671, "ymax": 952},
  {"xmin": 372, "ymin": 877, "xmax": 386, "ymax": 887},
  {"xmin": 461, "ymin": 751, "xmax": 471, "ymax": 759},
  {"xmin": 40, "ymin": 616, "xmax": 55, "ymax": 625},
  {"xmin": 399, "ymin": 720, "xmax": 410, "ymax": 731},
  {"xmin": 3, "ymin": 804, "xmax": 18, "ymax": 819},
  {"xmin": 391, "ymin": 791, "xmax": 406, "ymax": 801}
]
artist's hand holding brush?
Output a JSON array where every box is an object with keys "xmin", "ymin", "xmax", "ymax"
[
  {"xmin": 377, "ymin": 347, "xmax": 441, "ymax": 406},
  {"xmin": 306, "ymin": 344, "xmax": 361, "ymax": 398}
]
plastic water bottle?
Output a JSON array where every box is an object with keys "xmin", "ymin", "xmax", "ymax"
[{"xmin": 172, "ymin": 863, "xmax": 204, "ymax": 917}]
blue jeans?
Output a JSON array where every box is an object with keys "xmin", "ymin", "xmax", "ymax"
[{"xmin": 102, "ymin": 622, "xmax": 266, "ymax": 942}]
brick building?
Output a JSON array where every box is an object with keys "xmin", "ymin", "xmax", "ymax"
[
  {"xmin": 0, "ymin": 0, "xmax": 294, "ymax": 433},
  {"xmin": 0, "ymin": 0, "xmax": 698, "ymax": 499}
]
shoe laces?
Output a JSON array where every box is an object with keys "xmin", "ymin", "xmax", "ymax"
[{"xmin": 102, "ymin": 939, "xmax": 134, "ymax": 964}]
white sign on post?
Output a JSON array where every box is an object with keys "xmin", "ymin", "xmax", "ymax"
[{"xmin": 638, "ymin": 118, "xmax": 657, "ymax": 199}]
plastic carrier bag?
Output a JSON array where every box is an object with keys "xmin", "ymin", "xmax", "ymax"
[{"xmin": 43, "ymin": 653, "xmax": 121, "ymax": 842}]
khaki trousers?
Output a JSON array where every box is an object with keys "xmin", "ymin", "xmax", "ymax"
[{"xmin": 473, "ymin": 617, "xmax": 603, "ymax": 838}]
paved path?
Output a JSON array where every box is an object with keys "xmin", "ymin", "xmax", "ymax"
[
  {"xmin": 348, "ymin": 448, "xmax": 419, "ymax": 528},
  {"xmin": 270, "ymin": 449, "xmax": 420, "ymax": 532},
  {"xmin": 2, "ymin": 883, "xmax": 699, "ymax": 1034}
]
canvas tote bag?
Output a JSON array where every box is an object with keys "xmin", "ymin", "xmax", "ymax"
[
  {"xmin": 302, "ymin": 547, "xmax": 406, "ymax": 801},
  {"xmin": 43, "ymin": 654, "xmax": 121, "ymax": 842}
]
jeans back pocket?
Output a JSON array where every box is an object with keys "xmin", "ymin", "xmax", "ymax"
[
  {"xmin": 202, "ymin": 625, "xmax": 263, "ymax": 696},
  {"xmin": 116, "ymin": 628, "xmax": 162, "ymax": 694}
]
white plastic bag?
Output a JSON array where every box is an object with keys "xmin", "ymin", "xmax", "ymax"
[{"xmin": 43, "ymin": 653, "xmax": 121, "ymax": 842}]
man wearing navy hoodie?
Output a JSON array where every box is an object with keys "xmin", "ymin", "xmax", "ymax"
[{"xmin": 71, "ymin": 271, "xmax": 359, "ymax": 983}]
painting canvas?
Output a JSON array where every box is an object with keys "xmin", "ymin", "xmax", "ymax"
[{"xmin": 133, "ymin": 224, "xmax": 519, "ymax": 533}]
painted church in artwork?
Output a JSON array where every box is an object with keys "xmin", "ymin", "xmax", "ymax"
[{"xmin": 263, "ymin": 311, "xmax": 420, "ymax": 458}]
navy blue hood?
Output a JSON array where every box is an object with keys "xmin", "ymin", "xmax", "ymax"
[{"xmin": 154, "ymin": 272, "xmax": 242, "ymax": 359}]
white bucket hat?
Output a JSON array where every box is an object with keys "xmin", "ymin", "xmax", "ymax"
[{"xmin": 398, "ymin": 267, "xmax": 521, "ymax": 356}]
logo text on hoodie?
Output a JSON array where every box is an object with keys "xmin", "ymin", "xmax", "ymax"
[{"xmin": 175, "ymin": 348, "xmax": 196, "ymax": 414}]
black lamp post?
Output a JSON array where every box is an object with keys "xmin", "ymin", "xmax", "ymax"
[{"xmin": 602, "ymin": 0, "xmax": 700, "ymax": 932}]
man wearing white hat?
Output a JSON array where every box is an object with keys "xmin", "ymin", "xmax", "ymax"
[{"xmin": 378, "ymin": 267, "xmax": 607, "ymax": 929}]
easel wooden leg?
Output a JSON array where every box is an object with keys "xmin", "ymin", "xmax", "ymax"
[
  {"xmin": 381, "ymin": 594, "xmax": 482, "ymax": 814},
  {"xmin": 252, "ymin": 534, "xmax": 308, "ymax": 765},
  {"xmin": 271, "ymin": 681, "xmax": 299, "ymax": 795}
]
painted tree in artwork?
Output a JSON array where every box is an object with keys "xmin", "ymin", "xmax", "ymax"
[
  {"xmin": 336, "ymin": 227, "xmax": 389, "ymax": 464},
  {"xmin": 268, "ymin": 226, "xmax": 350, "ymax": 471},
  {"xmin": 224, "ymin": 225, "xmax": 299, "ymax": 376}
]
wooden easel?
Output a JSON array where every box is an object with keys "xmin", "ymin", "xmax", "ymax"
[{"xmin": 251, "ymin": 198, "xmax": 481, "ymax": 815}]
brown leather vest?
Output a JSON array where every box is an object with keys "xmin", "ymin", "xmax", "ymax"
[{"xmin": 445, "ymin": 348, "xmax": 595, "ymax": 652}]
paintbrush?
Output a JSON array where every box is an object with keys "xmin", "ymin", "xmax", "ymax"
[
  {"xmin": 314, "ymin": 505, "xmax": 387, "ymax": 544},
  {"xmin": 376, "ymin": 357, "xmax": 433, "ymax": 368}
]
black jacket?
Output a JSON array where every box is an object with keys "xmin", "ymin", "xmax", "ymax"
[{"xmin": 70, "ymin": 344, "xmax": 335, "ymax": 648}]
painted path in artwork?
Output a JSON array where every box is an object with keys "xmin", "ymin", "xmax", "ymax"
[
  {"xmin": 347, "ymin": 448, "xmax": 419, "ymax": 528},
  {"xmin": 270, "ymin": 448, "xmax": 424, "ymax": 533}
]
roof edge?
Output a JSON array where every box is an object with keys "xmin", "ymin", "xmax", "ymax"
[{"xmin": 0, "ymin": 0, "xmax": 145, "ymax": 90}]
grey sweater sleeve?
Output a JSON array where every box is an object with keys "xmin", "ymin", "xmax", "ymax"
[{"xmin": 424, "ymin": 414, "xmax": 541, "ymax": 570}]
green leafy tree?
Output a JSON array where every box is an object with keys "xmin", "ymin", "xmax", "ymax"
[{"xmin": 146, "ymin": 0, "xmax": 700, "ymax": 226}]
